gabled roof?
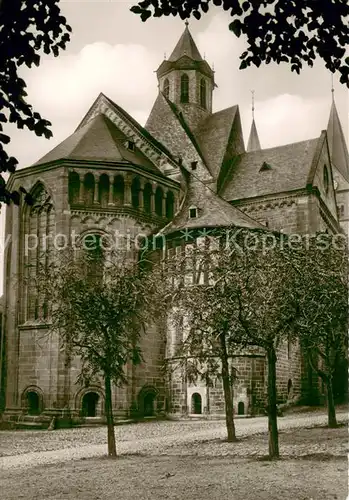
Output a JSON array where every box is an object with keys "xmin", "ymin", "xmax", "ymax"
[
  {"xmin": 326, "ymin": 99, "xmax": 349, "ymax": 182},
  {"xmin": 247, "ymin": 119, "xmax": 262, "ymax": 152},
  {"xmin": 168, "ymin": 24, "xmax": 203, "ymax": 62},
  {"xmin": 220, "ymin": 137, "xmax": 320, "ymax": 201},
  {"xmin": 145, "ymin": 91, "xmax": 213, "ymax": 181},
  {"xmin": 158, "ymin": 167, "xmax": 264, "ymax": 236},
  {"xmin": 75, "ymin": 93, "xmax": 178, "ymax": 164},
  {"xmin": 194, "ymin": 106, "xmax": 241, "ymax": 179},
  {"xmin": 32, "ymin": 113, "xmax": 161, "ymax": 175}
]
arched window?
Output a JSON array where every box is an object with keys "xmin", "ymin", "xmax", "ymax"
[
  {"xmin": 180, "ymin": 73, "xmax": 189, "ymax": 103},
  {"xmin": 155, "ymin": 186, "xmax": 163, "ymax": 216},
  {"xmin": 200, "ymin": 78, "xmax": 206, "ymax": 109},
  {"xmin": 166, "ymin": 191, "xmax": 174, "ymax": 219},
  {"xmin": 191, "ymin": 393, "xmax": 202, "ymax": 414},
  {"xmin": 99, "ymin": 174, "xmax": 109, "ymax": 208},
  {"xmin": 68, "ymin": 171, "xmax": 80, "ymax": 205},
  {"xmin": 131, "ymin": 177, "xmax": 141, "ymax": 209},
  {"xmin": 113, "ymin": 175, "xmax": 124, "ymax": 206},
  {"xmin": 143, "ymin": 183, "xmax": 152, "ymax": 214},
  {"xmin": 83, "ymin": 234, "xmax": 104, "ymax": 282},
  {"xmin": 25, "ymin": 184, "xmax": 54, "ymax": 322},
  {"xmin": 163, "ymin": 78, "xmax": 170, "ymax": 99},
  {"xmin": 84, "ymin": 173, "xmax": 95, "ymax": 206}
]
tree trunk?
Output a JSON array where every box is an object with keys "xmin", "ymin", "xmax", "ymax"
[
  {"xmin": 219, "ymin": 333, "xmax": 237, "ymax": 442},
  {"xmin": 326, "ymin": 376, "xmax": 337, "ymax": 428},
  {"xmin": 104, "ymin": 374, "xmax": 117, "ymax": 457},
  {"xmin": 267, "ymin": 347, "xmax": 279, "ymax": 459}
]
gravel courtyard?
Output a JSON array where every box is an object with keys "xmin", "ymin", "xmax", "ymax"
[
  {"xmin": 0, "ymin": 410, "xmax": 347, "ymax": 467},
  {"xmin": 0, "ymin": 411, "xmax": 347, "ymax": 500}
]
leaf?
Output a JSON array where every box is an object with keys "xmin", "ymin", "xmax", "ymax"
[
  {"xmin": 141, "ymin": 10, "xmax": 152, "ymax": 21},
  {"xmin": 0, "ymin": 133, "xmax": 11, "ymax": 145},
  {"xmin": 229, "ymin": 19, "xmax": 242, "ymax": 38}
]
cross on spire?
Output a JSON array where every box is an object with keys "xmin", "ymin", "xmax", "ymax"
[{"xmin": 185, "ymin": 19, "xmax": 189, "ymax": 27}]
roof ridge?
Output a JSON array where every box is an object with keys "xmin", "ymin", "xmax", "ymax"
[
  {"xmin": 161, "ymin": 93, "xmax": 212, "ymax": 177},
  {"xmin": 247, "ymin": 137, "xmax": 319, "ymax": 154}
]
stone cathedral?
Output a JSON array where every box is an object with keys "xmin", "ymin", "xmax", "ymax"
[{"xmin": 1, "ymin": 25, "xmax": 348, "ymax": 424}]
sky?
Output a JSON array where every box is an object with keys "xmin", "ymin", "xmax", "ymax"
[{"xmin": 0, "ymin": 0, "xmax": 348, "ymax": 293}]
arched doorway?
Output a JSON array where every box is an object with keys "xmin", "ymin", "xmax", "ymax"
[
  {"xmin": 138, "ymin": 386, "xmax": 158, "ymax": 418},
  {"xmin": 27, "ymin": 391, "xmax": 40, "ymax": 415},
  {"xmin": 191, "ymin": 393, "xmax": 202, "ymax": 414},
  {"xmin": 238, "ymin": 401, "xmax": 245, "ymax": 415},
  {"xmin": 82, "ymin": 392, "xmax": 99, "ymax": 417},
  {"xmin": 144, "ymin": 393, "xmax": 155, "ymax": 417}
]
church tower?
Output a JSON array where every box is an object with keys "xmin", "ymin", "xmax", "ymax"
[
  {"xmin": 326, "ymin": 96, "xmax": 349, "ymax": 236},
  {"xmin": 155, "ymin": 22, "xmax": 215, "ymax": 131}
]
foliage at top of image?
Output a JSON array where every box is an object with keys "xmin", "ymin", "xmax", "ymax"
[
  {"xmin": 131, "ymin": 0, "xmax": 349, "ymax": 85},
  {"xmin": 0, "ymin": 0, "xmax": 72, "ymax": 207}
]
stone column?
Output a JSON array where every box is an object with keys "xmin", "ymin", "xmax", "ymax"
[
  {"xmin": 108, "ymin": 177, "xmax": 114, "ymax": 206},
  {"xmin": 93, "ymin": 174, "xmax": 100, "ymax": 204},
  {"xmin": 162, "ymin": 190, "xmax": 167, "ymax": 218},
  {"xmin": 151, "ymin": 182, "xmax": 156, "ymax": 215},
  {"xmin": 139, "ymin": 179, "xmax": 144, "ymax": 210},
  {"xmin": 124, "ymin": 174, "xmax": 132, "ymax": 207},
  {"xmin": 78, "ymin": 172, "xmax": 84, "ymax": 204}
]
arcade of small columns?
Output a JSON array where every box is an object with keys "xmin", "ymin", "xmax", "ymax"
[{"xmin": 68, "ymin": 169, "xmax": 179, "ymax": 219}]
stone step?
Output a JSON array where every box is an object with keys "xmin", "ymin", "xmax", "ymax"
[{"xmin": 15, "ymin": 421, "xmax": 48, "ymax": 430}]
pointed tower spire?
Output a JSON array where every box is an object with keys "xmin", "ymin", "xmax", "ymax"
[
  {"xmin": 153, "ymin": 25, "xmax": 215, "ymax": 130},
  {"xmin": 247, "ymin": 91, "xmax": 261, "ymax": 152},
  {"xmin": 327, "ymin": 97, "xmax": 349, "ymax": 182},
  {"xmin": 168, "ymin": 22, "xmax": 204, "ymax": 62}
]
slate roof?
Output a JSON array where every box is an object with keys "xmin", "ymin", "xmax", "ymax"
[
  {"xmin": 327, "ymin": 99, "xmax": 349, "ymax": 182},
  {"xmin": 156, "ymin": 25, "xmax": 214, "ymax": 81},
  {"xmin": 220, "ymin": 137, "xmax": 320, "ymax": 201},
  {"xmin": 33, "ymin": 113, "xmax": 162, "ymax": 175},
  {"xmin": 246, "ymin": 119, "xmax": 261, "ymax": 152},
  {"xmin": 168, "ymin": 24, "xmax": 203, "ymax": 62},
  {"xmin": 145, "ymin": 91, "xmax": 212, "ymax": 180},
  {"xmin": 194, "ymin": 106, "xmax": 240, "ymax": 178},
  {"xmin": 158, "ymin": 168, "xmax": 264, "ymax": 236}
]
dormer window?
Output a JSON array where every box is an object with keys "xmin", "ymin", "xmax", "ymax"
[
  {"xmin": 191, "ymin": 161, "xmax": 198, "ymax": 171},
  {"xmin": 189, "ymin": 206, "xmax": 198, "ymax": 219},
  {"xmin": 126, "ymin": 140, "xmax": 135, "ymax": 151}
]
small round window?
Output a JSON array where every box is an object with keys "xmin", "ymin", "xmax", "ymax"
[{"xmin": 323, "ymin": 165, "xmax": 329, "ymax": 194}]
